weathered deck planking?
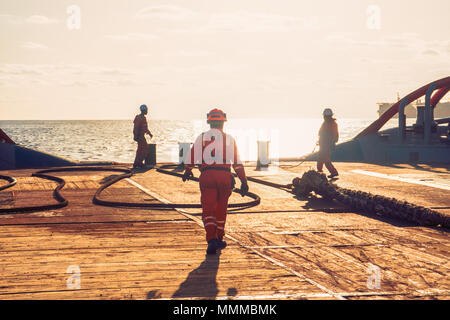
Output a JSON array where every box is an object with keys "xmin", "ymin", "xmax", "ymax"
[{"xmin": 0, "ymin": 163, "xmax": 449, "ymax": 300}]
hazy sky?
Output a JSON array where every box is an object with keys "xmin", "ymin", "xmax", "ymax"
[{"xmin": 0, "ymin": 0, "xmax": 449, "ymax": 120}]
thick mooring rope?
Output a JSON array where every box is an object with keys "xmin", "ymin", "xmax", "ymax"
[{"xmin": 291, "ymin": 170, "xmax": 449, "ymax": 228}]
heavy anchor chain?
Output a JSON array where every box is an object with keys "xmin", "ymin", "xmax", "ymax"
[{"xmin": 291, "ymin": 170, "xmax": 449, "ymax": 228}]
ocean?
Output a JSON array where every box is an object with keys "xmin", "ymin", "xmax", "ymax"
[{"xmin": 0, "ymin": 118, "xmax": 410, "ymax": 164}]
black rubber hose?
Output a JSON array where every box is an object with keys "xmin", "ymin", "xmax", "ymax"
[
  {"xmin": 0, "ymin": 165, "xmax": 260, "ymax": 214},
  {"xmin": 157, "ymin": 164, "xmax": 292, "ymax": 191},
  {"xmin": 154, "ymin": 164, "xmax": 261, "ymax": 209},
  {"xmin": 277, "ymin": 145, "xmax": 317, "ymax": 169},
  {"xmin": 0, "ymin": 166, "xmax": 133, "ymax": 214},
  {"xmin": 246, "ymin": 176, "xmax": 292, "ymax": 191},
  {"xmin": 0, "ymin": 175, "xmax": 17, "ymax": 191},
  {"xmin": 0, "ymin": 172, "xmax": 67, "ymax": 214}
]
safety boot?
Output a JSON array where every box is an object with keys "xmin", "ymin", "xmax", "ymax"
[
  {"xmin": 206, "ymin": 239, "xmax": 218, "ymax": 255},
  {"xmin": 217, "ymin": 239, "xmax": 227, "ymax": 250}
]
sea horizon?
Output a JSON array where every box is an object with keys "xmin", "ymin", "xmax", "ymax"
[{"xmin": 0, "ymin": 118, "xmax": 414, "ymax": 164}]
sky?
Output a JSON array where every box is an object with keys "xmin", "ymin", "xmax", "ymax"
[{"xmin": 0, "ymin": 0, "xmax": 449, "ymax": 120}]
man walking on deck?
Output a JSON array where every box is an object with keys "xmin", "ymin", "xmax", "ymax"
[
  {"xmin": 133, "ymin": 104, "xmax": 153, "ymax": 168},
  {"xmin": 317, "ymin": 108, "xmax": 339, "ymax": 178},
  {"xmin": 182, "ymin": 108, "xmax": 249, "ymax": 255}
]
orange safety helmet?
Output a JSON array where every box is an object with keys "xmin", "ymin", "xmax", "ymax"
[{"xmin": 207, "ymin": 108, "xmax": 227, "ymax": 122}]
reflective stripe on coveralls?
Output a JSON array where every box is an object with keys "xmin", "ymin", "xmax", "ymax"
[{"xmin": 185, "ymin": 128, "xmax": 247, "ymax": 242}]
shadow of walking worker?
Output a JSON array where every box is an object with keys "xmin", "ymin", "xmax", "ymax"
[{"xmin": 172, "ymin": 252, "xmax": 221, "ymax": 299}]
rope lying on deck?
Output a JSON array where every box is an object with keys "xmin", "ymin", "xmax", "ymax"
[
  {"xmin": 0, "ymin": 166, "xmax": 260, "ymax": 214},
  {"xmin": 291, "ymin": 170, "xmax": 450, "ymax": 228},
  {"xmin": 0, "ymin": 165, "xmax": 447, "ymax": 229}
]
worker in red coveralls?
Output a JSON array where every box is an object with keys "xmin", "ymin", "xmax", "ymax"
[
  {"xmin": 133, "ymin": 104, "xmax": 153, "ymax": 169},
  {"xmin": 317, "ymin": 108, "xmax": 339, "ymax": 178},
  {"xmin": 182, "ymin": 108, "xmax": 249, "ymax": 255}
]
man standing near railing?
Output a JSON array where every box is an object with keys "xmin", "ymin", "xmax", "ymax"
[{"xmin": 133, "ymin": 104, "xmax": 153, "ymax": 169}]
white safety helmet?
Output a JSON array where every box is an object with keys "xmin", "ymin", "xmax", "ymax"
[{"xmin": 323, "ymin": 108, "xmax": 333, "ymax": 117}]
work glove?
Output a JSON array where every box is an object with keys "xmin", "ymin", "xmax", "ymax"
[
  {"xmin": 239, "ymin": 181, "xmax": 249, "ymax": 197},
  {"xmin": 182, "ymin": 170, "xmax": 193, "ymax": 182}
]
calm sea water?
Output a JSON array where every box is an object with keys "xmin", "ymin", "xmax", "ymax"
[{"xmin": 0, "ymin": 118, "xmax": 408, "ymax": 163}]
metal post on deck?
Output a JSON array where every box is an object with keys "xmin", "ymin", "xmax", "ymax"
[
  {"xmin": 424, "ymin": 83, "xmax": 436, "ymax": 144},
  {"xmin": 145, "ymin": 144, "xmax": 157, "ymax": 166},
  {"xmin": 398, "ymin": 98, "xmax": 409, "ymax": 144},
  {"xmin": 256, "ymin": 141, "xmax": 270, "ymax": 171}
]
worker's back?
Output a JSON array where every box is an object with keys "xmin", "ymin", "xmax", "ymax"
[
  {"xmin": 186, "ymin": 128, "xmax": 246, "ymax": 181},
  {"xmin": 182, "ymin": 108, "xmax": 249, "ymax": 255},
  {"xmin": 319, "ymin": 119, "xmax": 338, "ymax": 147},
  {"xmin": 133, "ymin": 114, "xmax": 148, "ymax": 141}
]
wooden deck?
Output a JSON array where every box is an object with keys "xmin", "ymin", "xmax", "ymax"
[{"xmin": 0, "ymin": 162, "xmax": 449, "ymax": 300}]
